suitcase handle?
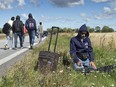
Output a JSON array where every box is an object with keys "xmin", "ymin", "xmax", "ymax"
[{"xmin": 48, "ymin": 26, "xmax": 59, "ymax": 52}]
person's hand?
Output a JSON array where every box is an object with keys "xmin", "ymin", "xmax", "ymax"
[
  {"xmin": 77, "ymin": 61, "xmax": 82, "ymax": 66},
  {"xmin": 89, "ymin": 62, "xmax": 97, "ymax": 69}
]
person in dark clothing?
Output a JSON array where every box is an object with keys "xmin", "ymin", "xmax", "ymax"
[
  {"xmin": 12, "ymin": 15, "xmax": 24, "ymax": 49},
  {"xmin": 70, "ymin": 24, "xmax": 96, "ymax": 70},
  {"xmin": 25, "ymin": 13, "xmax": 37, "ymax": 49}
]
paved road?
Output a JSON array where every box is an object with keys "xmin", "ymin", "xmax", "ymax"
[{"xmin": 0, "ymin": 36, "xmax": 46, "ymax": 76}]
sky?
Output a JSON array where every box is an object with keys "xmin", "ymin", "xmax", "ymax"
[{"xmin": 0, "ymin": 0, "xmax": 116, "ymax": 30}]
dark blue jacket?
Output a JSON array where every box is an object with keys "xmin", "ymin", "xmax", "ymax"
[{"xmin": 70, "ymin": 24, "xmax": 94, "ymax": 63}]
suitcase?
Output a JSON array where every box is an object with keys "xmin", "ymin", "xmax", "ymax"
[{"xmin": 37, "ymin": 26, "xmax": 59, "ymax": 72}]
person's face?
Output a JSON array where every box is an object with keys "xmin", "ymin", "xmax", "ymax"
[{"xmin": 81, "ymin": 32, "xmax": 86, "ymax": 38}]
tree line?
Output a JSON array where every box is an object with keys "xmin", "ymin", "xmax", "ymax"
[
  {"xmin": 47, "ymin": 25, "xmax": 115, "ymax": 33},
  {"xmin": 0, "ymin": 25, "xmax": 115, "ymax": 34}
]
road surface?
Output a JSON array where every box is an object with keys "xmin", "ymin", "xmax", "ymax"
[{"xmin": 0, "ymin": 36, "xmax": 46, "ymax": 76}]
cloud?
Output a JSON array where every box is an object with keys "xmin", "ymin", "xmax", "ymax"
[
  {"xmin": 80, "ymin": 13, "xmax": 86, "ymax": 17},
  {"xmin": 0, "ymin": 0, "xmax": 14, "ymax": 9},
  {"xmin": 0, "ymin": 0, "xmax": 40, "ymax": 9},
  {"xmin": 39, "ymin": 15, "xmax": 76, "ymax": 23},
  {"xmin": 21, "ymin": 13, "xmax": 28, "ymax": 19},
  {"xmin": 18, "ymin": 0, "xmax": 25, "ymax": 6},
  {"xmin": 94, "ymin": 0, "xmax": 116, "ymax": 20},
  {"xmin": 80, "ymin": 13, "xmax": 91, "ymax": 22},
  {"xmin": 91, "ymin": 0, "xmax": 110, "ymax": 3},
  {"xmin": 49, "ymin": 0, "xmax": 84, "ymax": 7},
  {"xmin": 94, "ymin": 15, "xmax": 102, "ymax": 20},
  {"xmin": 30, "ymin": 0, "xmax": 39, "ymax": 6},
  {"xmin": 104, "ymin": 7, "xmax": 111, "ymax": 13}
]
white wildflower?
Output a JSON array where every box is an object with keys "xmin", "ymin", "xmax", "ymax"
[
  {"xmin": 114, "ymin": 59, "xmax": 116, "ymax": 62},
  {"xmin": 110, "ymin": 84, "xmax": 114, "ymax": 87},
  {"xmin": 94, "ymin": 75, "xmax": 97, "ymax": 78},
  {"xmin": 59, "ymin": 70, "xmax": 63, "ymax": 73},
  {"xmin": 112, "ymin": 58, "xmax": 114, "ymax": 60},
  {"xmin": 102, "ymin": 86, "xmax": 104, "ymax": 87},
  {"xmin": 108, "ymin": 75, "xmax": 111, "ymax": 77},
  {"xmin": 52, "ymin": 71, "xmax": 55, "ymax": 73},
  {"xmin": 96, "ymin": 71, "xmax": 99, "ymax": 73},
  {"xmin": 101, "ymin": 63, "xmax": 104, "ymax": 65},
  {"xmin": 53, "ymin": 83, "xmax": 56, "ymax": 85},
  {"xmin": 91, "ymin": 83, "xmax": 95, "ymax": 86}
]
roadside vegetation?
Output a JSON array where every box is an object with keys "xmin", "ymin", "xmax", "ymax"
[{"xmin": 0, "ymin": 33, "xmax": 116, "ymax": 87}]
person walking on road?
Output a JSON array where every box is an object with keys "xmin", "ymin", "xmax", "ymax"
[
  {"xmin": 4, "ymin": 17, "xmax": 15, "ymax": 50},
  {"xmin": 12, "ymin": 15, "xmax": 24, "ymax": 49},
  {"xmin": 25, "ymin": 13, "xmax": 37, "ymax": 49},
  {"xmin": 38, "ymin": 22, "xmax": 43, "ymax": 43}
]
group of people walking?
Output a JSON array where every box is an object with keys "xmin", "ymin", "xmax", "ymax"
[
  {"xmin": 3, "ymin": 13, "xmax": 43, "ymax": 50},
  {"xmin": 3, "ymin": 14, "xmax": 97, "ymax": 71}
]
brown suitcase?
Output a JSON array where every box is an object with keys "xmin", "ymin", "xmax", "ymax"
[{"xmin": 37, "ymin": 26, "xmax": 59, "ymax": 72}]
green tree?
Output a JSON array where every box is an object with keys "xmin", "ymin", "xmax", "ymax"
[
  {"xmin": 95, "ymin": 26, "xmax": 101, "ymax": 32},
  {"xmin": 101, "ymin": 26, "xmax": 114, "ymax": 32},
  {"xmin": 89, "ymin": 28, "xmax": 94, "ymax": 33}
]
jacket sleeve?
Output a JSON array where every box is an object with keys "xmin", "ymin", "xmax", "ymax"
[
  {"xmin": 34, "ymin": 19, "xmax": 37, "ymax": 32},
  {"xmin": 88, "ymin": 38, "xmax": 94, "ymax": 62},
  {"xmin": 20, "ymin": 21, "xmax": 24, "ymax": 35},
  {"xmin": 70, "ymin": 38, "xmax": 79, "ymax": 63},
  {"xmin": 12, "ymin": 22, "xmax": 15, "ymax": 33}
]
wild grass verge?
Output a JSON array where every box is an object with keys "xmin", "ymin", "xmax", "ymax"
[{"xmin": 0, "ymin": 33, "xmax": 116, "ymax": 87}]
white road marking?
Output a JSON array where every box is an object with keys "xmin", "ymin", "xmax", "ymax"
[{"xmin": 0, "ymin": 37, "xmax": 46, "ymax": 66}]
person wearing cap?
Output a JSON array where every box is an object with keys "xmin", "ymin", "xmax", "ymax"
[
  {"xmin": 12, "ymin": 15, "xmax": 24, "ymax": 49},
  {"xmin": 4, "ymin": 17, "xmax": 15, "ymax": 50},
  {"xmin": 70, "ymin": 24, "xmax": 97, "ymax": 71},
  {"xmin": 25, "ymin": 13, "xmax": 37, "ymax": 49}
]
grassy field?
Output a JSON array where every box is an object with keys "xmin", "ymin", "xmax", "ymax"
[
  {"xmin": 0, "ymin": 34, "xmax": 6, "ymax": 40},
  {"xmin": 0, "ymin": 33, "xmax": 116, "ymax": 87}
]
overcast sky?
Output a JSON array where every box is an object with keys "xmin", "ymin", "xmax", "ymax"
[{"xmin": 0, "ymin": 0, "xmax": 116, "ymax": 30}]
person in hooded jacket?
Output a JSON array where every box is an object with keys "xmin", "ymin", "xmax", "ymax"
[
  {"xmin": 70, "ymin": 24, "xmax": 97, "ymax": 70},
  {"xmin": 25, "ymin": 13, "xmax": 37, "ymax": 49},
  {"xmin": 12, "ymin": 15, "xmax": 24, "ymax": 49}
]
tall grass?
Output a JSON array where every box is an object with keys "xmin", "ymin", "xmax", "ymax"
[{"xmin": 0, "ymin": 33, "xmax": 116, "ymax": 87}]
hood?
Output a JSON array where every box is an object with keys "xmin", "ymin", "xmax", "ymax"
[
  {"xmin": 28, "ymin": 13, "xmax": 33, "ymax": 18},
  {"xmin": 16, "ymin": 15, "xmax": 20, "ymax": 20},
  {"xmin": 77, "ymin": 24, "xmax": 89, "ymax": 38}
]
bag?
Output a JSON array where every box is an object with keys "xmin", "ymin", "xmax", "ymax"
[
  {"xmin": 2, "ymin": 23, "xmax": 11, "ymax": 34},
  {"xmin": 27, "ymin": 20, "xmax": 35, "ymax": 29},
  {"xmin": 35, "ymin": 26, "xmax": 59, "ymax": 72},
  {"xmin": 81, "ymin": 52, "xmax": 89, "ymax": 60},
  {"xmin": 23, "ymin": 26, "xmax": 27, "ymax": 33}
]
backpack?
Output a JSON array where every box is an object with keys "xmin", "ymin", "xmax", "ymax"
[
  {"xmin": 2, "ymin": 23, "xmax": 11, "ymax": 34},
  {"xmin": 26, "ymin": 19, "xmax": 35, "ymax": 30}
]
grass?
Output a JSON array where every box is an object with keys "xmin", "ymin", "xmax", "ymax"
[
  {"xmin": 0, "ymin": 34, "xmax": 6, "ymax": 40},
  {"xmin": 0, "ymin": 33, "xmax": 116, "ymax": 87}
]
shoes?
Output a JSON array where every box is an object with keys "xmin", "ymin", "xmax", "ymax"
[
  {"xmin": 30, "ymin": 45, "xmax": 33, "ymax": 49},
  {"xmin": 4, "ymin": 44, "xmax": 9, "ymax": 50},
  {"xmin": 13, "ymin": 48, "xmax": 17, "ymax": 50},
  {"xmin": 20, "ymin": 47, "xmax": 23, "ymax": 49},
  {"xmin": 9, "ymin": 48, "xmax": 12, "ymax": 50}
]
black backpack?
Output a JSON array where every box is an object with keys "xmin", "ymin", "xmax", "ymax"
[
  {"xmin": 26, "ymin": 19, "xmax": 36, "ymax": 30},
  {"xmin": 2, "ymin": 23, "xmax": 11, "ymax": 34}
]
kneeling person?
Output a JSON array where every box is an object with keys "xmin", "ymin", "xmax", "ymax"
[{"xmin": 70, "ymin": 24, "xmax": 96, "ymax": 71}]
